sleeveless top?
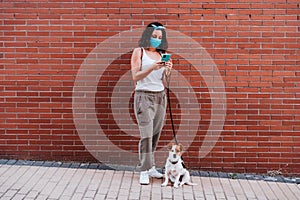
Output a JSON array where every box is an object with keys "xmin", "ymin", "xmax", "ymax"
[{"xmin": 135, "ymin": 48, "xmax": 165, "ymax": 92}]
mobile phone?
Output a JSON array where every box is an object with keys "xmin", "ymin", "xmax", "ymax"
[{"xmin": 161, "ymin": 53, "xmax": 171, "ymax": 62}]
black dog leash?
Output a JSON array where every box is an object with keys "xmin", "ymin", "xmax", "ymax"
[
  {"xmin": 165, "ymin": 71, "xmax": 178, "ymax": 145},
  {"xmin": 165, "ymin": 69, "xmax": 187, "ymax": 170}
]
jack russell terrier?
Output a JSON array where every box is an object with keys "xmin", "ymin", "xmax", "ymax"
[{"xmin": 161, "ymin": 143, "xmax": 197, "ymax": 188}]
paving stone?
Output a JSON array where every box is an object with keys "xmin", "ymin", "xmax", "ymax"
[
  {"xmin": 32, "ymin": 161, "xmax": 44, "ymax": 166},
  {"xmin": 283, "ymin": 177, "xmax": 297, "ymax": 184},
  {"xmin": 236, "ymin": 173, "xmax": 246, "ymax": 180},
  {"xmin": 245, "ymin": 174, "xmax": 258, "ymax": 180},
  {"xmin": 119, "ymin": 165, "xmax": 135, "ymax": 172},
  {"xmin": 60, "ymin": 163, "xmax": 72, "ymax": 168},
  {"xmin": 264, "ymin": 176, "xmax": 278, "ymax": 182},
  {"xmin": 190, "ymin": 170, "xmax": 200, "ymax": 176},
  {"xmin": 87, "ymin": 163, "xmax": 100, "ymax": 169},
  {"xmin": 0, "ymin": 159, "xmax": 9, "ymax": 164},
  {"xmin": 98, "ymin": 164, "xmax": 114, "ymax": 170},
  {"xmin": 79, "ymin": 163, "xmax": 89, "ymax": 169},
  {"xmin": 42, "ymin": 161, "xmax": 54, "ymax": 167},
  {"xmin": 274, "ymin": 176, "xmax": 284, "ymax": 182},
  {"xmin": 246, "ymin": 175, "xmax": 263, "ymax": 181},
  {"xmin": 218, "ymin": 172, "xmax": 229, "ymax": 179},
  {"xmin": 209, "ymin": 171, "xmax": 219, "ymax": 178},
  {"xmin": 199, "ymin": 171, "xmax": 209, "ymax": 177},
  {"xmin": 6, "ymin": 160, "xmax": 17, "ymax": 165},
  {"xmin": 51, "ymin": 162, "xmax": 62, "ymax": 168},
  {"xmin": 16, "ymin": 160, "xmax": 34, "ymax": 166},
  {"xmin": 69, "ymin": 163, "xmax": 80, "ymax": 168}
]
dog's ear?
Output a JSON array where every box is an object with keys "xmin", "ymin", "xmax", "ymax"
[
  {"xmin": 167, "ymin": 143, "xmax": 173, "ymax": 150},
  {"xmin": 178, "ymin": 143, "xmax": 184, "ymax": 152}
]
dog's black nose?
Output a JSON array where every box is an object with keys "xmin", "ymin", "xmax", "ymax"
[{"xmin": 173, "ymin": 154, "xmax": 176, "ymax": 159}]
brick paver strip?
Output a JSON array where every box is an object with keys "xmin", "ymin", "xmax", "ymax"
[{"xmin": 0, "ymin": 163, "xmax": 299, "ymax": 199}]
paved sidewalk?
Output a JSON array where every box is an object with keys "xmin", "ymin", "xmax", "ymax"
[{"xmin": 0, "ymin": 164, "xmax": 299, "ymax": 200}]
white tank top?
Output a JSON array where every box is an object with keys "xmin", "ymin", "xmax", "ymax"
[{"xmin": 135, "ymin": 48, "xmax": 165, "ymax": 92}]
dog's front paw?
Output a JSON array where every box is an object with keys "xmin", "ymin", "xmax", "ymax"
[
  {"xmin": 161, "ymin": 182, "xmax": 168, "ymax": 187},
  {"xmin": 173, "ymin": 183, "xmax": 179, "ymax": 188}
]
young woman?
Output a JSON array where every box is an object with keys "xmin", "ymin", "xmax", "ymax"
[{"xmin": 131, "ymin": 22, "xmax": 173, "ymax": 185}]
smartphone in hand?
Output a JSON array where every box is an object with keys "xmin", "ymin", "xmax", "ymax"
[{"xmin": 161, "ymin": 53, "xmax": 171, "ymax": 62}]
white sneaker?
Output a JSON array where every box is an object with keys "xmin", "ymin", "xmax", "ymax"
[
  {"xmin": 140, "ymin": 171, "xmax": 149, "ymax": 185},
  {"xmin": 148, "ymin": 166, "xmax": 163, "ymax": 178}
]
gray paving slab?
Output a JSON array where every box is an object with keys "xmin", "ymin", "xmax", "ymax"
[{"xmin": 0, "ymin": 164, "xmax": 299, "ymax": 200}]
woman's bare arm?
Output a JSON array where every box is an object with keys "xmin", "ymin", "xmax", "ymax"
[{"xmin": 131, "ymin": 48, "xmax": 164, "ymax": 82}]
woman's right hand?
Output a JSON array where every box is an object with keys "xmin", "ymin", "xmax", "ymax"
[{"xmin": 151, "ymin": 61, "xmax": 165, "ymax": 70}]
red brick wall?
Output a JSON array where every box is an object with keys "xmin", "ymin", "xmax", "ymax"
[{"xmin": 1, "ymin": 0, "xmax": 299, "ymax": 176}]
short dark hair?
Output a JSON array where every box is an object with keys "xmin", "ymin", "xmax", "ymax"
[{"xmin": 138, "ymin": 22, "xmax": 168, "ymax": 53}]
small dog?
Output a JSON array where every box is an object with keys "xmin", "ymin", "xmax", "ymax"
[{"xmin": 161, "ymin": 143, "xmax": 197, "ymax": 188}]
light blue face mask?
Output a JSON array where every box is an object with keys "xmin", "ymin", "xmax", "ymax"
[{"xmin": 150, "ymin": 37, "xmax": 162, "ymax": 48}]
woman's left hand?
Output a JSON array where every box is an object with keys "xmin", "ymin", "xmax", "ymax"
[{"xmin": 164, "ymin": 61, "xmax": 173, "ymax": 76}]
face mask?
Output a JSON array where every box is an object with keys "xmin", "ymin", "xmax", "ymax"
[{"xmin": 150, "ymin": 37, "xmax": 162, "ymax": 48}]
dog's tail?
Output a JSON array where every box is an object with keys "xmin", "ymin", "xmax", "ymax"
[{"xmin": 186, "ymin": 181, "xmax": 197, "ymax": 186}]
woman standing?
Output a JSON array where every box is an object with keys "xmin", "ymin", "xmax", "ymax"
[{"xmin": 131, "ymin": 22, "xmax": 173, "ymax": 185}]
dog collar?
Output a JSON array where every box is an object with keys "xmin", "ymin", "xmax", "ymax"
[{"xmin": 169, "ymin": 159, "xmax": 179, "ymax": 165}]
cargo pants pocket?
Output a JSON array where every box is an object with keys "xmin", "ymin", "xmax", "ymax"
[{"xmin": 135, "ymin": 94, "xmax": 152, "ymax": 126}]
